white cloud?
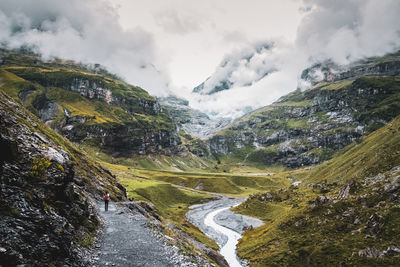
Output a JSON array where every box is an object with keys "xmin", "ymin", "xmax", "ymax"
[
  {"xmin": 0, "ymin": 0, "xmax": 171, "ymax": 96},
  {"xmin": 1, "ymin": 0, "xmax": 400, "ymax": 121},
  {"xmin": 297, "ymin": 0, "xmax": 400, "ymax": 64},
  {"xmin": 187, "ymin": 0, "xmax": 400, "ymax": 119},
  {"xmin": 154, "ymin": 9, "xmax": 203, "ymax": 35}
]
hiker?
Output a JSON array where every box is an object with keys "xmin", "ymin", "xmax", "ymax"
[{"xmin": 103, "ymin": 192, "xmax": 110, "ymax": 211}]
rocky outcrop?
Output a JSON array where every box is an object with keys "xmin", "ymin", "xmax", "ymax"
[
  {"xmin": 63, "ymin": 123, "xmax": 181, "ymax": 157},
  {"xmin": 0, "ymin": 91, "xmax": 125, "ymax": 266},
  {"xmin": 206, "ymin": 54, "xmax": 400, "ymax": 168},
  {"xmin": 158, "ymin": 95, "xmax": 231, "ymax": 139},
  {"xmin": 0, "ymin": 49, "xmax": 183, "ymax": 157},
  {"xmin": 301, "ymin": 51, "xmax": 400, "ymax": 86}
]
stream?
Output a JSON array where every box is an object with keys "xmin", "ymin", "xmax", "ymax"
[{"xmin": 187, "ymin": 197, "xmax": 263, "ymax": 267}]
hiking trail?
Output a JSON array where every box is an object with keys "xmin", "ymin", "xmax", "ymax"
[{"xmin": 92, "ymin": 201, "xmax": 193, "ymax": 267}]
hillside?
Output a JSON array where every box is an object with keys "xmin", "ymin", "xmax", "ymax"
[
  {"xmin": 204, "ymin": 52, "xmax": 400, "ymax": 168},
  {"xmin": 0, "ymin": 90, "xmax": 126, "ymax": 265},
  {"xmin": 0, "ymin": 49, "xmax": 182, "ymax": 157},
  {"xmin": 233, "ymin": 114, "xmax": 400, "ymax": 266},
  {"xmin": 157, "ymin": 95, "xmax": 231, "ymax": 139}
]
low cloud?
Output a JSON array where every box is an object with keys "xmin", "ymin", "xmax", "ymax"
[
  {"xmin": 1, "ymin": 0, "xmax": 400, "ymax": 119},
  {"xmin": 154, "ymin": 9, "xmax": 202, "ymax": 35},
  {"xmin": 187, "ymin": 0, "xmax": 400, "ymax": 119},
  {"xmin": 197, "ymin": 41, "xmax": 280, "ymax": 94},
  {"xmin": 297, "ymin": 0, "xmax": 400, "ymax": 64},
  {"xmin": 0, "ymin": 0, "xmax": 171, "ymax": 96}
]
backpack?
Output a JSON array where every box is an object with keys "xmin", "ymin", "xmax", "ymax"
[{"xmin": 103, "ymin": 194, "xmax": 110, "ymax": 201}]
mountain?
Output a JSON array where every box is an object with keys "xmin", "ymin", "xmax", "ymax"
[
  {"xmin": 203, "ymin": 52, "xmax": 400, "ymax": 168},
  {"xmin": 192, "ymin": 43, "xmax": 275, "ymax": 95},
  {"xmin": 157, "ymin": 95, "xmax": 231, "ymax": 139},
  {"xmin": 0, "ymin": 90, "xmax": 126, "ymax": 265},
  {"xmin": 233, "ymin": 112, "xmax": 400, "ymax": 266},
  {"xmin": 0, "ymin": 49, "xmax": 182, "ymax": 157}
]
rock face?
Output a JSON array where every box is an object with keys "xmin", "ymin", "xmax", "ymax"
[
  {"xmin": 301, "ymin": 51, "xmax": 400, "ymax": 86},
  {"xmin": 0, "ymin": 49, "xmax": 182, "ymax": 157},
  {"xmin": 0, "ymin": 91, "xmax": 126, "ymax": 266},
  {"xmin": 158, "ymin": 95, "xmax": 231, "ymax": 139},
  {"xmin": 205, "ymin": 53, "xmax": 400, "ymax": 168}
]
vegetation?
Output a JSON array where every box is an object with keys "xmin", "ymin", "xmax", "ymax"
[
  {"xmin": 0, "ymin": 49, "xmax": 177, "ymax": 157},
  {"xmin": 233, "ymin": 114, "xmax": 400, "ymax": 266},
  {"xmin": 319, "ymin": 79, "xmax": 354, "ymax": 90},
  {"xmin": 30, "ymin": 157, "xmax": 51, "ymax": 179},
  {"xmin": 3, "ymin": 48, "xmax": 400, "ymax": 266}
]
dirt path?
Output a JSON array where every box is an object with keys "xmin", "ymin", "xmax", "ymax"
[{"xmin": 92, "ymin": 201, "xmax": 192, "ymax": 267}]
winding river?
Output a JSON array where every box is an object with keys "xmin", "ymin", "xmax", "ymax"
[
  {"xmin": 204, "ymin": 206, "xmax": 243, "ymax": 267},
  {"xmin": 187, "ymin": 197, "xmax": 263, "ymax": 267}
]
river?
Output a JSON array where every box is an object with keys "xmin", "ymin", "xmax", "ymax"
[{"xmin": 187, "ymin": 197, "xmax": 263, "ymax": 267}]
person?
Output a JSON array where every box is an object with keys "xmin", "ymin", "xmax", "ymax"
[{"xmin": 103, "ymin": 192, "xmax": 110, "ymax": 211}]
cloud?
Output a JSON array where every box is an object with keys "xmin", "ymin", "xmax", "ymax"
[
  {"xmin": 196, "ymin": 41, "xmax": 280, "ymax": 94},
  {"xmin": 297, "ymin": 0, "xmax": 400, "ymax": 64},
  {"xmin": 0, "ymin": 0, "xmax": 171, "ymax": 96},
  {"xmin": 221, "ymin": 30, "xmax": 248, "ymax": 44},
  {"xmin": 187, "ymin": 0, "xmax": 400, "ymax": 119},
  {"xmin": 1, "ymin": 0, "xmax": 400, "ymax": 120},
  {"xmin": 154, "ymin": 9, "xmax": 202, "ymax": 35}
]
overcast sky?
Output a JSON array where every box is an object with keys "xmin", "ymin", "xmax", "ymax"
[
  {"xmin": 112, "ymin": 0, "xmax": 304, "ymax": 89},
  {"xmin": 1, "ymin": 0, "xmax": 400, "ymax": 119}
]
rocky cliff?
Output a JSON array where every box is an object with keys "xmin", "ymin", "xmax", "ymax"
[
  {"xmin": 0, "ymin": 49, "xmax": 182, "ymax": 157},
  {"xmin": 0, "ymin": 91, "xmax": 126, "ymax": 266},
  {"xmin": 205, "ymin": 53, "xmax": 400, "ymax": 168},
  {"xmin": 157, "ymin": 95, "xmax": 231, "ymax": 139}
]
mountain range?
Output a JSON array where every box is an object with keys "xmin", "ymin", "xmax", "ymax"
[{"xmin": 1, "ymin": 47, "xmax": 400, "ymax": 266}]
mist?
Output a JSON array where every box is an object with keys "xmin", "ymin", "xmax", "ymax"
[
  {"xmin": 1, "ymin": 0, "xmax": 400, "ymax": 119},
  {"xmin": 186, "ymin": 0, "xmax": 400, "ymax": 119},
  {"xmin": 0, "ymin": 0, "xmax": 171, "ymax": 96}
]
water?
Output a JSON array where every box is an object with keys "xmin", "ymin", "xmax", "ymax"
[{"xmin": 204, "ymin": 207, "xmax": 243, "ymax": 267}]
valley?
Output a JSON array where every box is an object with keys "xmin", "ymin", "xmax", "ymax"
[{"xmin": 1, "ymin": 48, "xmax": 400, "ymax": 267}]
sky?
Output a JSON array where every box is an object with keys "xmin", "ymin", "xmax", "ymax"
[
  {"xmin": 112, "ymin": 0, "xmax": 304, "ymax": 89},
  {"xmin": 1, "ymin": 0, "xmax": 400, "ymax": 119}
]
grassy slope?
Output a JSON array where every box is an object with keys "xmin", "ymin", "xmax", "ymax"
[
  {"xmin": 234, "ymin": 115, "xmax": 400, "ymax": 266},
  {"xmin": 208, "ymin": 75, "xmax": 400, "ymax": 168},
  {"xmin": 0, "ymin": 50, "xmax": 175, "ymax": 139},
  {"xmin": 79, "ymin": 143, "xmax": 215, "ymax": 172}
]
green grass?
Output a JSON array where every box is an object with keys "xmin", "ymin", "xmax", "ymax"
[
  {"xmin": 0, "ymin": 55, "xmax": 177, "ymax": 149},
  {"xmin": 79, "ymin": 144, "xmax": 214, "ymax": 172},
  {"xmin": 306, "ymin": 115, "xmax": 400, "ymax": 184},
  {"xmin": 99, "ymin": 160, "xmax": 293, "ymax": 254},
  {"xmin": 0, "ymin": 69, "xmax": 36, "ymax": 99},
  {"xmin": 100, "ymin": 162, "xmax": 289, "ymax": 196},
  {"xmin": 106, "ymin": 164, "xmax": 219, "ymax": 250},
  {"xmin": 319, "ymin": 79, "xmax": 354, "ymax": 90},
  {"xmin": 233, "ymin": 114, "xmax": 400, "ymax": 266},
  {"xmin": 286, "ymin": 118, "xmax": 311, "ymax": 129},
  {"xmin": 273, "ymin": 100, "xmax": 313, "ymax": 107},
  {"xmin": 5, "ymin": 65, "xmax": 153, "ymax": 101}
]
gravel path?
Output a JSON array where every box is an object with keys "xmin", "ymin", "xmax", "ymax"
[{"xmin": 92, "ymin": 201, "xmax": 189, "ymax": 267}]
